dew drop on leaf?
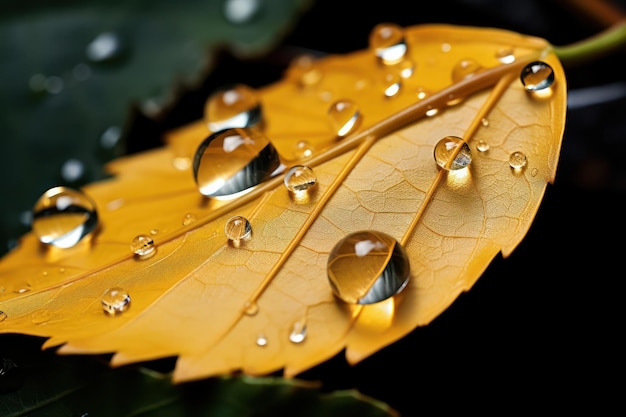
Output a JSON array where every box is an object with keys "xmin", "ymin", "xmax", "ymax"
[
  {"xmin": 509, "ymin": 151, "xmax": 528, "ymax": 170},
  {"xmin": 381, "ymin": 72, "xmax": 401, "ymax": 98},
  {"xmin": 451, "ymin": 58, "xmax": 483, "ymax": 83},
  {"xmin": 101, "ymin": 287, "xmax": 131, "ymax": 315},
  {"xmin": 289, "ymin": 320, "xmax": 307, "ymax": 344},
  {"xmin": 327, "ymin": 99, "xmax": 362, "ymax": 137},
  {"xmin": 520, "ymin": 61, "xmax": 554, "ymax": 91},
  {"xmin": 434, "ymin": 136, "xmax": 472, "ymax": 170},
  {"xmin": 244, "ymin": 300, "xmax": 259, "ymax": 316},
  {"xmin": 284, "ymin": 165, "xmax": 317, "ymax": 193},
  {"xmin": 192, "ymin": 127, "xmax": 280, "ymax": 198},
  {"xmin": 204, "ymin": 84, "xmax": 262, "ymax": 132},
  {"xmin": 369, "ymin": 22, "xmax": 407, "ymax": 65},
  {"xmin": 476, "ymin": 140, "xmax": 490, "ymax": 153},
  {"xmin": 30, "ymin": 310, "xmax": 51, "ymax": 325},
  {"xmin": 327, "ymin": 230, "xmax": 410, "ymax": 305},
  {"xmin": 256, "ymin": 333, "xmax": 268, "ymax": 347},
  {"xmin": 495, "ymin": 47, "xmax": 516, "ymax": 64},
  {"xmin": 130, "ymin": 234, "xmax": 156, "ymax": 258},
  {"xmin": 182, "ymin": 213, "xmax": 197, "ymax": 226},
  {"xmin": 32, "ymin": 186, "xmax": 99, "ymax": 249},
  {"xmin": 288, "ymin": 54, "xmax": 323, "ymax": 87},
  {"xmin": 225, "ymin": 215, "xmax": 252, "ymax": 244}
]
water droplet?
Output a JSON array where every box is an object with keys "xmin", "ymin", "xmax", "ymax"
[
  {"xmin": 182, "ymin": 213, "xmax": 197, "ymax": 226},
  {"xmin": 204, "ymin": 84, "xmax": 262, "ymax": 132},
  {"xmin": 244, "ymin": 300, "xmax": 258, "ymax": 316},
  {"xmin": 225, "ymin": 215, "xmax": 252, "ymax": 245},
  {"xmin": 288, "ymin": 54, "xmax": 323, "ymax": 87},
  {"xmin": 284, "ymin": 165, "xmax": 317, "ymax": 193},
  {"xmin": 381, "ymin": 72, "xmax": 401, "ymax": 98},
  {"xmin": 256, "ymin": 333, "xmax": 268, "ymax": 347},
  {"xmin": 193, "ymin": 127, "xmax": 280, "ymax": 198},
  {"xmin": 434, "ymin": 136, "xmax": 472, "ymax": 171},
  {"xmin": 60, "ymin": 159, "xmax": 85, "ymax": 182},
  {"xmin": 86, "ymin": 32, "xmax": 124, "ymax": 63},
  {"xmin": 390, "ymin": 59, "xmax": 415, "ymax": 78},
  {"xmin": 150, "ymin": 229, "xmax": 159, "ymax": 235},
  {"xmin": 476, "ymin": 140, "xmax": 490, "ymax": 153},
  {"xmin": 327, "ymin": 230, "xmax": 410, "ymax": 304},
  {"xmin": 100, "ymin": 126, "xmax": 122, "ymax": 149},
  {"xmin": 131, "ymin": 235, "xmax": 156, "ymax": 259},
  {"xmin": 289, "ymin": 320, "xmax": 307, "ymax": 344},
  {"xmin": 509, "ymin": 151, "xmax": 527, "ymax": 170},
  {"xmin": 531, "ymin": 168, "xmax": 538, "ymax": 177},
  {"xmin": 0, "ymin": 311, "xmax": 7, "ymax": 322},
  {"xmin": 31, "ymin": 310, "xmax": 51, "ymax": 325},
  {"xmin": 425, "ymin": 106, "xmax": 439, "ymax": 117},
  {"xmin": 293, "ymin": 141, "xmax": 314, "ymax": 160},
  {"xmin": 369, "ymin": 23, "xmax": 407, "ymax": 65},
  {"xmin": 416, "ymin": 87, "xmax": 430, "ymax": 100},
  {"xmin": 328, "ymin": 99, "xmax": 362, "ymax": 137},
  {"xmin": 481, "ymin": 118, "xmax": 489, "ymax": 127},
  {"xmin": 496, "ymin": 48, "xmax": 516, "ymax": 64},
  {"xmin": 451, "ymin": 58, "xmax": 483, "ymax": 83},
  {"xmin": 223, "ymin": 0, "xmax": 260, "ymax": 24},
  {"xmin": 12, "ymin": 283, "xmax": 31, "ymax": 294},
  {"xmin": 520, "ymin": 61, "xmax": 554, "ymax": 91},
  {"xmin": 32, "ymin": 186, "xmax": 99, "ymax": 249},
  {"xmin": 101, "ymin": 287, "xmax": 131, "ymax": 315}
]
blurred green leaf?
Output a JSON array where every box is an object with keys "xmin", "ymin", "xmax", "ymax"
[
  {"xmin": 0, "ymin": 335, "xmax": 397, "ymax": 417},
  {"xmin": 0, "ymin": 0, "xmax": 312, "ymax": 254}
]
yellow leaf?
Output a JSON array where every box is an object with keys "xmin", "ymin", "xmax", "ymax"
[{"xmin": 0, "ymin": 24, "xmax": 566, "ymax": 382}]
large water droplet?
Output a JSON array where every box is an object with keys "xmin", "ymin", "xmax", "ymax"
[
  {"xmin": 369, "ymin": 23, "xmax": 407, "ymax": 65},
  {"xmin": 509, "ymin": 151, "xmax": 528, "ymax": 170},
  {"xmin": 327, "ymin": 230, "xmax": 410, "ymax": 305},
  {"xmin": 32, "ymin": 186, "xmax": 98, "ymax": 249},
  {"xmin": 193, "ymin": 127, "xmax": 280, "ymax": 198},
  {"xmin": 204, "ymin": 84, "xmax": 262, "ymax": 132},
  {"xmin": 86, "ymin": 32, "xmax": 124, "ymax": 63},
  {"xmin": 131, "ymin": 235, "xmax": 156, "ymax": 259},
  {"xmin": 328, "ymin": 99, "xmax": 362, "ymax": 137},
  {"xmin": 223, "ymin": 0, "xmax": 260, "ymax": 24},
  {"xmin": 520, "ymin": 61, "xmax": 554, "ymax": 91},
  {"xmin": 101, "ymin": 287, "xmax": 131, "ymax": 315},
  {"xmin": 434, "ymin": 136, "xmax": 472, "ymax": 171},
  {"xmin": 225, "ymin": 215, "xmax": 252, "ymax": 245},
  {"xmin": 289, "ymin": 320, "xmax": 307, "ymax": 344}
]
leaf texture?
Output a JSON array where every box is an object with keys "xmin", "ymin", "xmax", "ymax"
[{"xmin": 0, "ymin": 24, "xmax": 567, "ymax": 382}]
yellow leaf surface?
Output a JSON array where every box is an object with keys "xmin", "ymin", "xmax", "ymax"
[{"xmin": 0, "ymin": 24, "xmax": 566, "ymax": 382}]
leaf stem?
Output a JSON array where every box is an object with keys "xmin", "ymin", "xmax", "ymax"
[{"xmin": 553, "ymin": 20, "xmax": 626, "ymax": 66}]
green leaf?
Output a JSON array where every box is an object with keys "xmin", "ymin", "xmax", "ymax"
[{"xmin": 0, "ymin": 0, "xmax": 312, "ymax": 254}]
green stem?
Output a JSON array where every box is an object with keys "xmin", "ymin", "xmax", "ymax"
[{"xmin": 553, "ymin": 20, "xmax": 626, "ymax": 66}]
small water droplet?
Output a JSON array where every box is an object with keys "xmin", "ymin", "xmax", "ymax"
[
  {"xmin": 293, "ymin": 141, "xmax": 314, "ymax": 160},
  {"xmin": 0, "ymin": 311, "xmax": 7, "ymax": 322},
  {"xmin": 60, "ymin": 158, "xmax": 85, "ymax": 182},
  {"xmin": 369, "ymin": 23, "xmax": 407, "ymax": 65},
  {"xmin": 416, "ymin": 87, "xmax": 430, "ymax": 100},
  {"xmin": 289, "ymin": 320, "xmax": 307, "ymax": 344},
  {"xmin": 288, "ymin": 54, "xmax": 323, "ymax": 87},
  {"xmin": 225, "ymin": 215, "xmax": 252, "ymax": 245},
  {"xmin": 481, "ymin": 118, "xmax": 489, "ymax": 127},
  {"xmin": 182, "ymin": 213, "xmax": 197, "ymax": 226},
  {"xmin": 256, "ymin": 333, "xmax": 268, "ymax": 347},
  {"xmin": 284, "ymin": 165, "xmax": 317, "ymax": 193},
  {"xmin": 434, "ymin": 136, "xmax": 472, "ymax": 171},
  {"xmin": 204, "ymin": 84, "xmax": 262, "ymax": 132},
  {"xmin": 193, "ymin": 127, "xmax": 280, "ymax": 198},
  {"xmin": 496, "ymin": 48, "xmax": 516, "ymax": 64},
  {"xmin": 509, "ymin": 151, "xmax": 527, "ymax": 170},
  {"xmin": 32, "ymin": 186, "xmax": 99, "ymax": 249},
  {"xmin": 327, "ymin": 230, "xmax": 410, "ymax": 304},
  {"xmin": 223, "ymin": 0, "xmax": 260, "ymax": 24},
  {"xmin": 244, "ymin": 300, "xmax": 259, "ymax": 316},
  {"xmin": 328, "ymin": 99, "xmax": 362, "ymax": 137},
  {"xmin": 12, "ymin": 283, "xmax": 31, "ymax": 294},
  {"xmin": 425, "ymin": 106, "xmax": 439, "ymax": 117},
  {"xmin": 31, "ymin": 310, "xmax": 51, "ymax": 325},
  {"xmin": 381, "ymin": 72, "xmax": 401, "ymax": 98},
  {"xmin": 531, "ymin": 168, "xmax": 538, "ymax": 177},
  {"xmin": 100, "ymin": 126, "xmax": 122, "ymax": 149},
  {"xmin": 86, "ymin": 32, "xmax": 124, "ymax": 63},
  {"xmin": 520, "ymin": 61, "xmax": 555, "ymax": 92},
  {"xmin": 476, "ymin": 140, "xmax": 490, "ymax": 153},
  {"xmin": 101, "ymin": 287, "xmax": 131, "ymax": 315},
  {"xmin": 390, "ymin": 59, "xmax": 415, "ymax": 78},
  {"xmin": 131, "ymin": 234, "xmax": 156, "ymax": 259},
  {"xmin": 451, "ymin": 58, "xmax": 483, "ymax": 83}
]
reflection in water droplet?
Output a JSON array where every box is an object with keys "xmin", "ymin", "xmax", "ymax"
[
  {"xmin": 284, "ymin": 165, "xmax": 317, "ymax": 193},
  {"xmin": 328, "ymin": 99, "xmax": 362, "ymax": 137},
  {"xmin": 182, "ymin": 213, "xmax": 197, "ymax": 226},
  {"xmin": 204, "ymin": 84, "xmax": 262, "ymax": 132},
  {"xmin": 381, "ymin": 73, "xmax": 401, "ymax": 98},
  {"xmin": 509, "ymin": 151, "xmax": 528, "ymax": 170},
  {"xmin": 101, "ymin": 287, "xmax": 131, "ymax": 315},
  {"xmin": 289, "ymin": 320, "xmax": 307, "ymax": 344},
  {"xmin": 496, "ymin": 48, "xmax": 516, "ymax": 64},
  {"xmin": 223, "ymin": 0, "xmax": 260, "ymax": 23},
  {"xmin": 60, "ymin": 159, "xmax": 85, "ymax": 182},
  {"xmin": 476, "ymin": 140, "xmax": 490, "ymax": 153},
  {"xmin": 32, "ymin": 186, "xmax": 98, "ymax": 249},
  {"xmin": 434, "ymin": 136, "xmax": 472, "ymax": 171},
  {"xmin": 0, "ymin": 311, "xmax": 7, "ymax": 322},
  {"xmin": 193, "ymin": 128, "xmax": 280, "ymax": 199},
  {"xmin": 256, "ymin": 333, "xmax": 268, "ymax": 347},
  {"xmin": 131, "ymin": 235, "xmax": 156, "ymax": 258},
  {"xmin": 452, "ymin": 59, "xmax": 483, "ymax": 83},
  {"xmin": 244, "ymin": 300, "xmax": 258, "ymax": 316},
  {"xmin": 327, "ymin": 230, "xmax": 410, "ymax": 304},
  {"xmin": 225, "ymin": 215, "xmax": 252, "ymax": 245},
  {"xmin": 86, "ymin": 32, "xmax": 123, "ymax": 63},
  {"xmin": 369, "ymin": 23, "xmax": 407, "ymax": 65},
  {"xmin": 31, "ymin": 310, "xmax": 51, "ymax": 325},
  {"xmin": 520, "ymin": 61, "xmax": 554, "ymax": 91}
]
